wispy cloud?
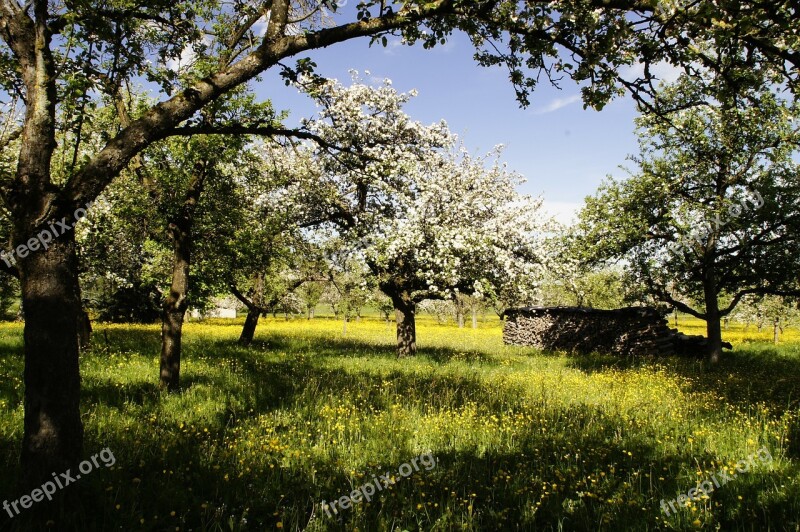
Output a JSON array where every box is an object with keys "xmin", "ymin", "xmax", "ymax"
[
  {"xmin": 621, "ymin": 61, "xmax": 684, "ymax": 84},
  {"xmin": 533, "ymin": 94, "xmax": 581, "ymax": 115},
  {"xmin": 166, "ymin": 44, "xmax": 197, "ymax": 73},
  {"xmin": 381, "ymin": 38, "xmax": 405, "ymax": 56},
  {"xmin": 541, "ymin": 200, "xmax": 582, "ymax": 226}
]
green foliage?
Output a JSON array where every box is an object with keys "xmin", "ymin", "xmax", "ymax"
[
  {"xmin": 95, "ymin": 281, "xmax": 162, "ymax": 324},
  {"xmin": 537, "ymin": 268, "xmax": 631, "ymax": 309},
  {"xmin": 576, "ymin": 76, "xmax": 800, "ymax": 321}
]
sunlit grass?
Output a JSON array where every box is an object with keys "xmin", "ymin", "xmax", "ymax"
[{"xmin": 0, "ymin": 315, "xmax": 798, "ymax": 531}]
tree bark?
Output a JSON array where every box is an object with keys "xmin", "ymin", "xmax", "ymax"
[
  {"xmin": 160, "ymin": 161, "xmax": 207, "ymax": 391},
  {"xmin": 19, "ymin": 236, "xmax": 83, "ymax": 491},
  {"xmin": 239, "ymin": 308, "xmax": 261, "ymax": 346},
  {"xmin": 703, "ymin": 272, "xmax": 723, "ymax": 364},
  {"xmin": 8, "ymin": 3, "xmax": 85, "ymax": 491},
  {"xmin": 160, "ymin": 235, "xmax": 190, "ymax": 391},
  {"xmin": 391, "ymin": 292, "xmax": 417, "ymax": 357},
  {"xmin": 235, "ymin": 273, "xmax": 265, "ymax": 346},
  {"xmin": 471, "ymin": 307, "xmax": 478, "ymax": 329}
]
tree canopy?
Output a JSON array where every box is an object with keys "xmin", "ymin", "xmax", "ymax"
[{"xmin": 575, "ymin": 76, "xmax": 800, "ymax": 362}]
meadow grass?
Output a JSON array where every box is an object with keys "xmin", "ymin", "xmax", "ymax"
[{"xmin": 0, "ymin": 316, "xmax": 798, "ymax": 531}]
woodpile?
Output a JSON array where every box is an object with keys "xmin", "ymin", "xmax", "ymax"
[{"xmin": 502, "ymin": 306, "xmax": 731, "ymax": 357}]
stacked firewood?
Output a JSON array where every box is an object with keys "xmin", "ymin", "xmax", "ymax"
[{"xmin": 502, "ymin": 307, "xmax": 730, "ymax": 357}]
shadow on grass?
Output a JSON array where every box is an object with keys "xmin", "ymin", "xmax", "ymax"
[
  {"xmin": 4, "ymin": 401, "xmax": 795, "ymax": 532},
  {"xmin": 207, "ymin": 331, "xmax": 499, "ymax": 366},
  {"xmin": 566, "ymin": 346, "xmax": 800, "ymax": 461},
  {"xmin": 1, "ymin": 324, "xmax": 799, "ymax": 530},
  {"xmin": 565, "ymin": 346, "xmax": 800, "ymax": 408}
]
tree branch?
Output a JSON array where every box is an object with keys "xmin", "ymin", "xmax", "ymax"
[
  {"xmin": 165, "ymin": 123, "xmax": 347, "ymax": 154},
  {"xmin": 61, "ymin": 1, "xmax": 448, "ymax": 212},
  {"xmin": 0, "ymin": 0, "xmax": 36, "ymax": 70}
]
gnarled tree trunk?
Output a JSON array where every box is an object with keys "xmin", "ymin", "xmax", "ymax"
[
  {"xmin": 391, "ymin": 291, "xmax": 417, "ymax": 357},
  {"xmin": 236, "ymin": 273, "xmax": 265, "ymax": 346},
  {"xmin": 20, "ymin": 235, "xmax": 83, "ymax": 491},
  {"xmin": 160, "ymin": 232, "xmax": 191, "ymax": 391}
]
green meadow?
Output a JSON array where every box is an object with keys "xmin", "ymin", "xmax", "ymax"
[{"xmin": 0, "ymin": 317, "xmax": 798, "ymax": 531}]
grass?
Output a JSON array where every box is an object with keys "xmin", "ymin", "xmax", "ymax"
[{"xmin": 0, "ymin": 315, "xmax": 799, "ymax": 531}]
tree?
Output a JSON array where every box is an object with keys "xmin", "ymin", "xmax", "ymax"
[
  {"xmin": 3, "ymin": 0, "xmax": 798, "ymax": 493},
  {"xmin": 225, "ymin": 142, "xmax": 328, "ymax": 345},
  {"xmin": 537, "ymin": 234, "xmax": 633, "ymax": 309},
  {"xmin": 419, "ymin": 299, "xmax": 455, "ymax": 325},
  {"xmin": 374, "ymin": 292, "xmax": 395, "ymax": 325},
  {"xmin": 147, "ymin": 101, "xmax": 268, "ymax": 389},
  {"xmin": 576, "ymin": 78, "xmax": 800, "ymax": 363},
  {"xmin": 732, "ymin": 295, "xmax": 800, "ymax": 342},
  {"xmin": 298, "ymin": 280, "xmax": 325, "ymax": 319},
  {"xmin": 329, "ymin": 257, "xmax": 373, "ymax": 330},
  {"xmin": 0, "ymin": 273, "xmax": 19, "ymax": 320},
  {"xmin": 536, "ymin": 267, "xmax": 630, "ymax": 309},
  {"xmin": 303, "ymin": 78, "xmax": 545, "ymax": 355}
]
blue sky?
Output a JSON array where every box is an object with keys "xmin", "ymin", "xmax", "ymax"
[{"xmin": 253, "ymin": 30, "xmax": 669, "ymax": 224}]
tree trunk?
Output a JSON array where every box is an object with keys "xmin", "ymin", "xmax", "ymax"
[
  {"xmin": 239, "ymin": 308, "xmax": 261, "ymax": 346},
  {"xmin": 160, "ymin": 236, "xmax": 190, "ymax": 391},
  {"xmin": 774, "ymin": 318, "xmax": 780, "ymax": 344},
  {"xmin": 160, "ymin": 161, "xmax": 207, "ymax": 391},
  {"xmin": 702, "ymin": 274, "xmax": 723, "ymax": 364},
  {"xmin": 10, "ymin": 7, "xmax": 85, "ymax": 492},
  {"xmin": 471, "ymin": 307, "xmax": 478, "ymax": 329},
  {"xmin": 457, "ymin": 310, "xmax": 464, "ymax": 328},
  {"xmin": 20, "ymin": 236, "xmax": 84, "ymax": 491},
  {"xmin": 237, "ymin": 273, "xmax": 265, "ymax": 346},
  {"xmin": 391, "ymin": 292, "xmax": 417, "ymax": 357}
]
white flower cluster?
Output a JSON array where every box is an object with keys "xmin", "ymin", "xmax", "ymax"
[{"xmin": 294, "ymin": 73, "xmax": 547, "ymax": 300}]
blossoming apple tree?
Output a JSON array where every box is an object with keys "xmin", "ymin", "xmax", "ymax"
[{"xmin": 302, "ymin": 77, "xmax": 545, "ymax": 356}]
